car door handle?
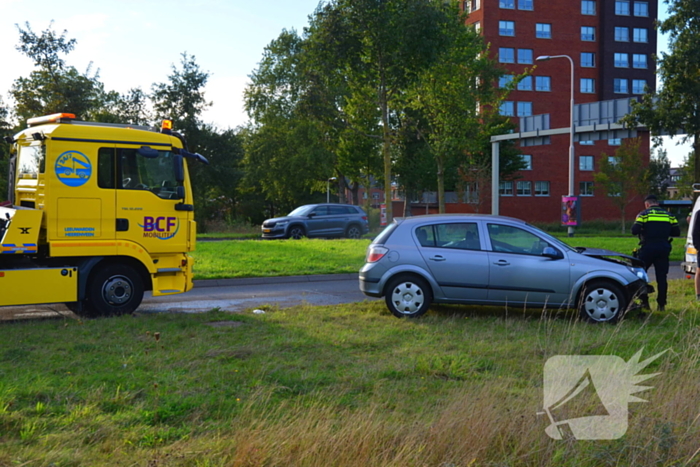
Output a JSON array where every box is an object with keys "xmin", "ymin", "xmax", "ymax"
[
  {"xmin": 493, "ymin": 260, "xmax": 510, "ymax": 266},
  {"xmin": 429, "ymin": 255, "xmax": 446, "ymax": 262}
]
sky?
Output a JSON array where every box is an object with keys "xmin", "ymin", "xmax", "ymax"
[{"xmin": 1, "ymin": 0, "xmax": 692, "ymax": 165}]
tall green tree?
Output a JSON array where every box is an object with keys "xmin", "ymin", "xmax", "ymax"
[
  {"xmin": 593, "ymin": 139, "xmax": 650, "ymax": 233},
  {"xmin": 10, "ymin": 22, "xmax": 108, "ymax": 121},
  {"xmin": 0, "ymin": 98, "xmax": 11, "ymax": 201},
  {"xmin": 307, "ymin": 0, "xmax": 451, "ymax": 222},
  {"xmin": 151, "ymin": 52, "xmax": 211, "ymax": 150},
  {"xmin": 409, "ymin": 3, "xmax": 519, "ymax": 213},
  {"xmin": 243, "ymin": 30, "xmax": 335, "ymax": 211},
  {"xmin": 626, "ymin": 0, "xmax": 700, "ymax": 185}
]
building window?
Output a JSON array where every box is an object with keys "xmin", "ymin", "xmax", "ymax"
[
  {"xmin": 615, "ymin": 0, "xmax": 630, "ymax": 15},
  {"xmin": 500, "ymin": 0, "xmax": 515, "ymax": 8},
  {"xmin": 615, "ymin": 27, "xmax": 629, "ymax": 42},
  {"xmin": 633, "ymin": 28, "xmax": 648, "ymax": 43},
  {"xmin": 518, "ymin": 76, "xmax": 533, "ymax": 91},
  {"xmin": 609, "ymin": 138, "xmax": 622, "ymax": 146},
  {"xmin": 579, "ymin": 155, "xmax": 594, "ymax": 171},
  {"xmin": 499, "ymin": 47, "xmax": 515, "ymax": 63},
  {"xmin": 517, "ymin": 102, "xmax": 533, "ymax": 117},
  {"xmin": 633, "ymin": 54, "xmax": 648, "ymax": 68},
  {"xmin": 499, "ymin": 75, "xmax": 514, "ymax": 88},
  {"xmin": 536, "ymin": 23, "xmax": 552, "ymax": 39},
  {"xmin": 499, "ymin": 181, "xmax": 514, "ymax": 196},
  {"xmin": 464, "ymin": 0, "xmax": 480, "ymax": 12},
  {"xmin": 579, "ymin": 140, "xmax": 594, "ymax": 145},
  {"xmin": 614, "ymin": 53, "xmax": 629, "ymax": 67},
  {"xmin": 518, "ymin": 48, "xmax": 533, "ymax": 64},
  {"xmin": 581, "ymin": 52, "xmax": 595, "ymax": 67},
  {"xmin": 521, "ymin": 154, "xmax": 532, "ymax": 170},
  {"xmin": 634, "ymin": 1, "xmax": 648, "ymax": 16},
  {"xmin": 614, "ymin": 78, "xmax": 628, "ymax": 94},
  {"xmin": 580, "ymin": 78, "xmax": 595, "ymax": 93},
  {"xmin": 517, "ymin": 181, "xmax": 532, "ymax": 196},
  {"xmin": 581, "ymin": 0, "xmax": 595, "ymax": 14},
  {"xmin": 500, "ymin": 101, "xmax": 515, "ymax": 116},
  {"xmin": 500, "ymin": 21, "xmax": 515, "ymax": 36},
  {"xmin": 581, "ymin": 26, "xmax": 595, "ymax": 41},
  {"xmin": 580, "ymin": 181, "xmax": 594, "ymax": 196},
  {"xmin": 473, "ymin": 21, "xmax": 481, "ymax": 33},
  {"xmin": 632, "ymin": 79, "xmax": 646, "ymax": 94},
  {"xmin": 519, "ymin": 0, "xmax": 534, "ymax": 10},
  {"xmin": 535, "ymin": 76, "xmax": 551, "ymax": 91},
  {"xmin": 535, "ymin": 181, "xmax": 550, "ymax": 196}
]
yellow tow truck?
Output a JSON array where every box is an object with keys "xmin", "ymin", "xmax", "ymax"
[{"xmin": 1, "ymin": 113, "xmax": 208, "ymax": 317}]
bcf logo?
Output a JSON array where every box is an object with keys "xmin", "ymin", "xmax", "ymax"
[
  {"xmin": 144, "ymin": 216, "xmax": 176, "ymax": 232},
  {"xmin": 141, "ymin": 216, "xmax": 179, "ymax": 240}
]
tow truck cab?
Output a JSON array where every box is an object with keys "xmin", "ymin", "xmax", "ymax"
[{"xmin": 1, "ymin": 113, "xmax": 207, "ymax": 317}]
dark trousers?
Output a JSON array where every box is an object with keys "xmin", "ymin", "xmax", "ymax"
[{"xmin": 638, "ymin": 242, "xmax": 672, "ymax": 307}]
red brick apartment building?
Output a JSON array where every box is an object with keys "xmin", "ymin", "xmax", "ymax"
[{"xmin": 459, "ymin": 0, "xmax": 657, "ymax": 223}]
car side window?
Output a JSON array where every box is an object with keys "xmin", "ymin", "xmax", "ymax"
[
  {"xmin": 415, "ymin": 223, "xmax": 480, "ymax": 250},
  {"xmin": 487, "ymin": 223, "xmax": 550, "ymax": 255},
  {"xmin": 329, "ymin": 205, "xmax": 348, "ymax": 215},
  {"xmin": 312, "ymin": 206, "xmax": 329, "ymax": 216}
]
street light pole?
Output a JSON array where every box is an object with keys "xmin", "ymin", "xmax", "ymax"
[
  {"xmin": 327, "ymin": 177, "xmax": 337, "ymax": 203},
  {"xmin": 536, "ymin": 54, "xmax": 576, "ymax": 237}
]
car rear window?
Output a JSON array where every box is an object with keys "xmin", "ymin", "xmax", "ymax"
[{"xmin": 372, "ymin": 222, "xmax": 398, "ymax": 244}]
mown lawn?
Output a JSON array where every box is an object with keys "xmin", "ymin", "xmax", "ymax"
[
  {"xmin": 1, "ymin": 279, "xmax": 699, "ymax": 466},
  {"xmin": 191, "ymin": 236, "xmax": 686, "ymax": 280}
]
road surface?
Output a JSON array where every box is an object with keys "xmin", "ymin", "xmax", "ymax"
[{"xmin": 0, "ymin": 264, "xmax": 689, "ymax": 321}]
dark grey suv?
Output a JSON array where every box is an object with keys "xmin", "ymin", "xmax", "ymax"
[
  {"xmin": 262, "ymin": 204, "xmax": 370, "ymax": 239},
  {"xmin": 360, "ymin": 214, "xmax": 651, "ymax": 322}
]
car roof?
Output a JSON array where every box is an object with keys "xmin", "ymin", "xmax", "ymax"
[{"xmin": 396, "ymin": 214, "xmax": 528, "ymax": 225}]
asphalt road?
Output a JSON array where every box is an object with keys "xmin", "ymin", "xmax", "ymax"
[
  {"xmin": 0, "ymin": 263, "xmax": 689, "ymax": 321},
  {"xmin": 0, "ymin": 273, "xmax": 375, "ymax": 321}
]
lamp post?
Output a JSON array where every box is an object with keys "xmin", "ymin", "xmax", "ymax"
[
  {"xmin": 536, "ymin": 54, "xmax": 576, "ymax": 237},
  {"xmin": 327, "ymin": 177, "xmax": 337, "ymax": 203}
]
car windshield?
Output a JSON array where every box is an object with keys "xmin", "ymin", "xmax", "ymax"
[
  {"xmin": 288, "ymin": 205, "xmax": 314, "ymax": 216},
  {"xmin": 526, "ymin": 223, "xmax": 576, "ymax": 252}
]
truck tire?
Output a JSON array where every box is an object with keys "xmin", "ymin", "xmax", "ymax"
[{"xmin": 87, "ymin": 263, "xmax": 144, "ymax": 317}]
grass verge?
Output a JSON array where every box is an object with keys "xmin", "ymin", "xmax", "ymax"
[
  {"xmin": 191, "ymin": 236, "xmax": 684, "ymax": 280},
  {"xmin": 1, "ymin": 280, "xmax": 699, "ymax": 465}
]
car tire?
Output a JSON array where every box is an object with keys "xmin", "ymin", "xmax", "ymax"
[
  {"xmin": 86, "ymin": 263, "xmax": 144, "ymax": 317},
  {"xmin": 345, "ymin": 225, "xmax": 362, "ymax": 239},
  {"xmin": 578, "ymin": 280, "xmax": 627, "ymax": 323},
  {"xmin": 385, "ymin": 275, "xmax": 432, "ymax": 318},
  {"xmin": 287, "ymin": 225, "xmax": 305, "ymax": 240}
]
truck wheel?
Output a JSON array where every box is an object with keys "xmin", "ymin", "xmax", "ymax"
[{"xmin": 87, "ymin": 264, "xmax": 144, "ymax": 317}]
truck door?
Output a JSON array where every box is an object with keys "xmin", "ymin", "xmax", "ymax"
[{"xmin": 114, "ymin": 147, "xmax": 191, "ymax": 254}]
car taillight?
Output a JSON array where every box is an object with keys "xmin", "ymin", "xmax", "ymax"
[
  {"xmin": 366, "ymin": 246, "xmax": 388, "ymax": 263},
  {"xmin": 362, "ymin": 216, "xmax": 368, "ymax": 221}
]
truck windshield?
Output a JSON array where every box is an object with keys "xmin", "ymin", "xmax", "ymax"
[
  {"xmin": 17, "ymin": 144, "xmax": 45, "ymax": 179},
  {"xmin": 119, "ymin": 149, "xmax": 181, "ymax": 200}
]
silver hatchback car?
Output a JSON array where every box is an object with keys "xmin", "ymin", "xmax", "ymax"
[{"xmin": 360, "ymin": 214, "xmax": 651, "ymax": 322}]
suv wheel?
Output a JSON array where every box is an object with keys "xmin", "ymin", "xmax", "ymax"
[
  {"xmin": 385, "ymin": 275, "xmax": 432, "ymax": 318},
  {"xmin": 345, "ymin": 225, "xmax": 362, "ymax": 239},
  {"xmin": 287, "ymin": 225, "xmax": 305, "ymax": 239},
  {"xmin": 579, "ymin": 280, "xmax": 627, "ymax": 323}
]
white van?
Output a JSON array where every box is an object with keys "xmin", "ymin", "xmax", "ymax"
[{"xmin": 682, "ymin": 187, "xmax": 700, "ymax": 274}]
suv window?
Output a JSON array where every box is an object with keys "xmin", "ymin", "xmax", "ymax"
[
  {"xmin": 311, "ymin": 206, "xmax": 329, "ymax": 216},
  {"xmin": 329, "ymin": 205, "xmax": 351, "ymax": 215},
  {"xmin": 416, "ymin": 223, "xmax": 481, "ymax": 250}
]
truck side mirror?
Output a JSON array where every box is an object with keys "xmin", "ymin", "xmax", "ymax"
[
  {"xmin": 176, "ymin": 186, "xmax": 185, "ymax": 200},
  {"xmin": 137, "ymin": 146, "xmax": 159, "ymax": 158},
  {"xmin": 173, "ymin": 154, "xmax": 185, "ymax": 183}
]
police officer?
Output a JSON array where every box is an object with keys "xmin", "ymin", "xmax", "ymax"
[{"xmin": 631, "ymin": 194, "xmax": 680, "ymax": 311}]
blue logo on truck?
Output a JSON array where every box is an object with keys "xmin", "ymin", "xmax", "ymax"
[{"xmin": 55, "ymin": 151, "xmax": 92, "ymax": 187}]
